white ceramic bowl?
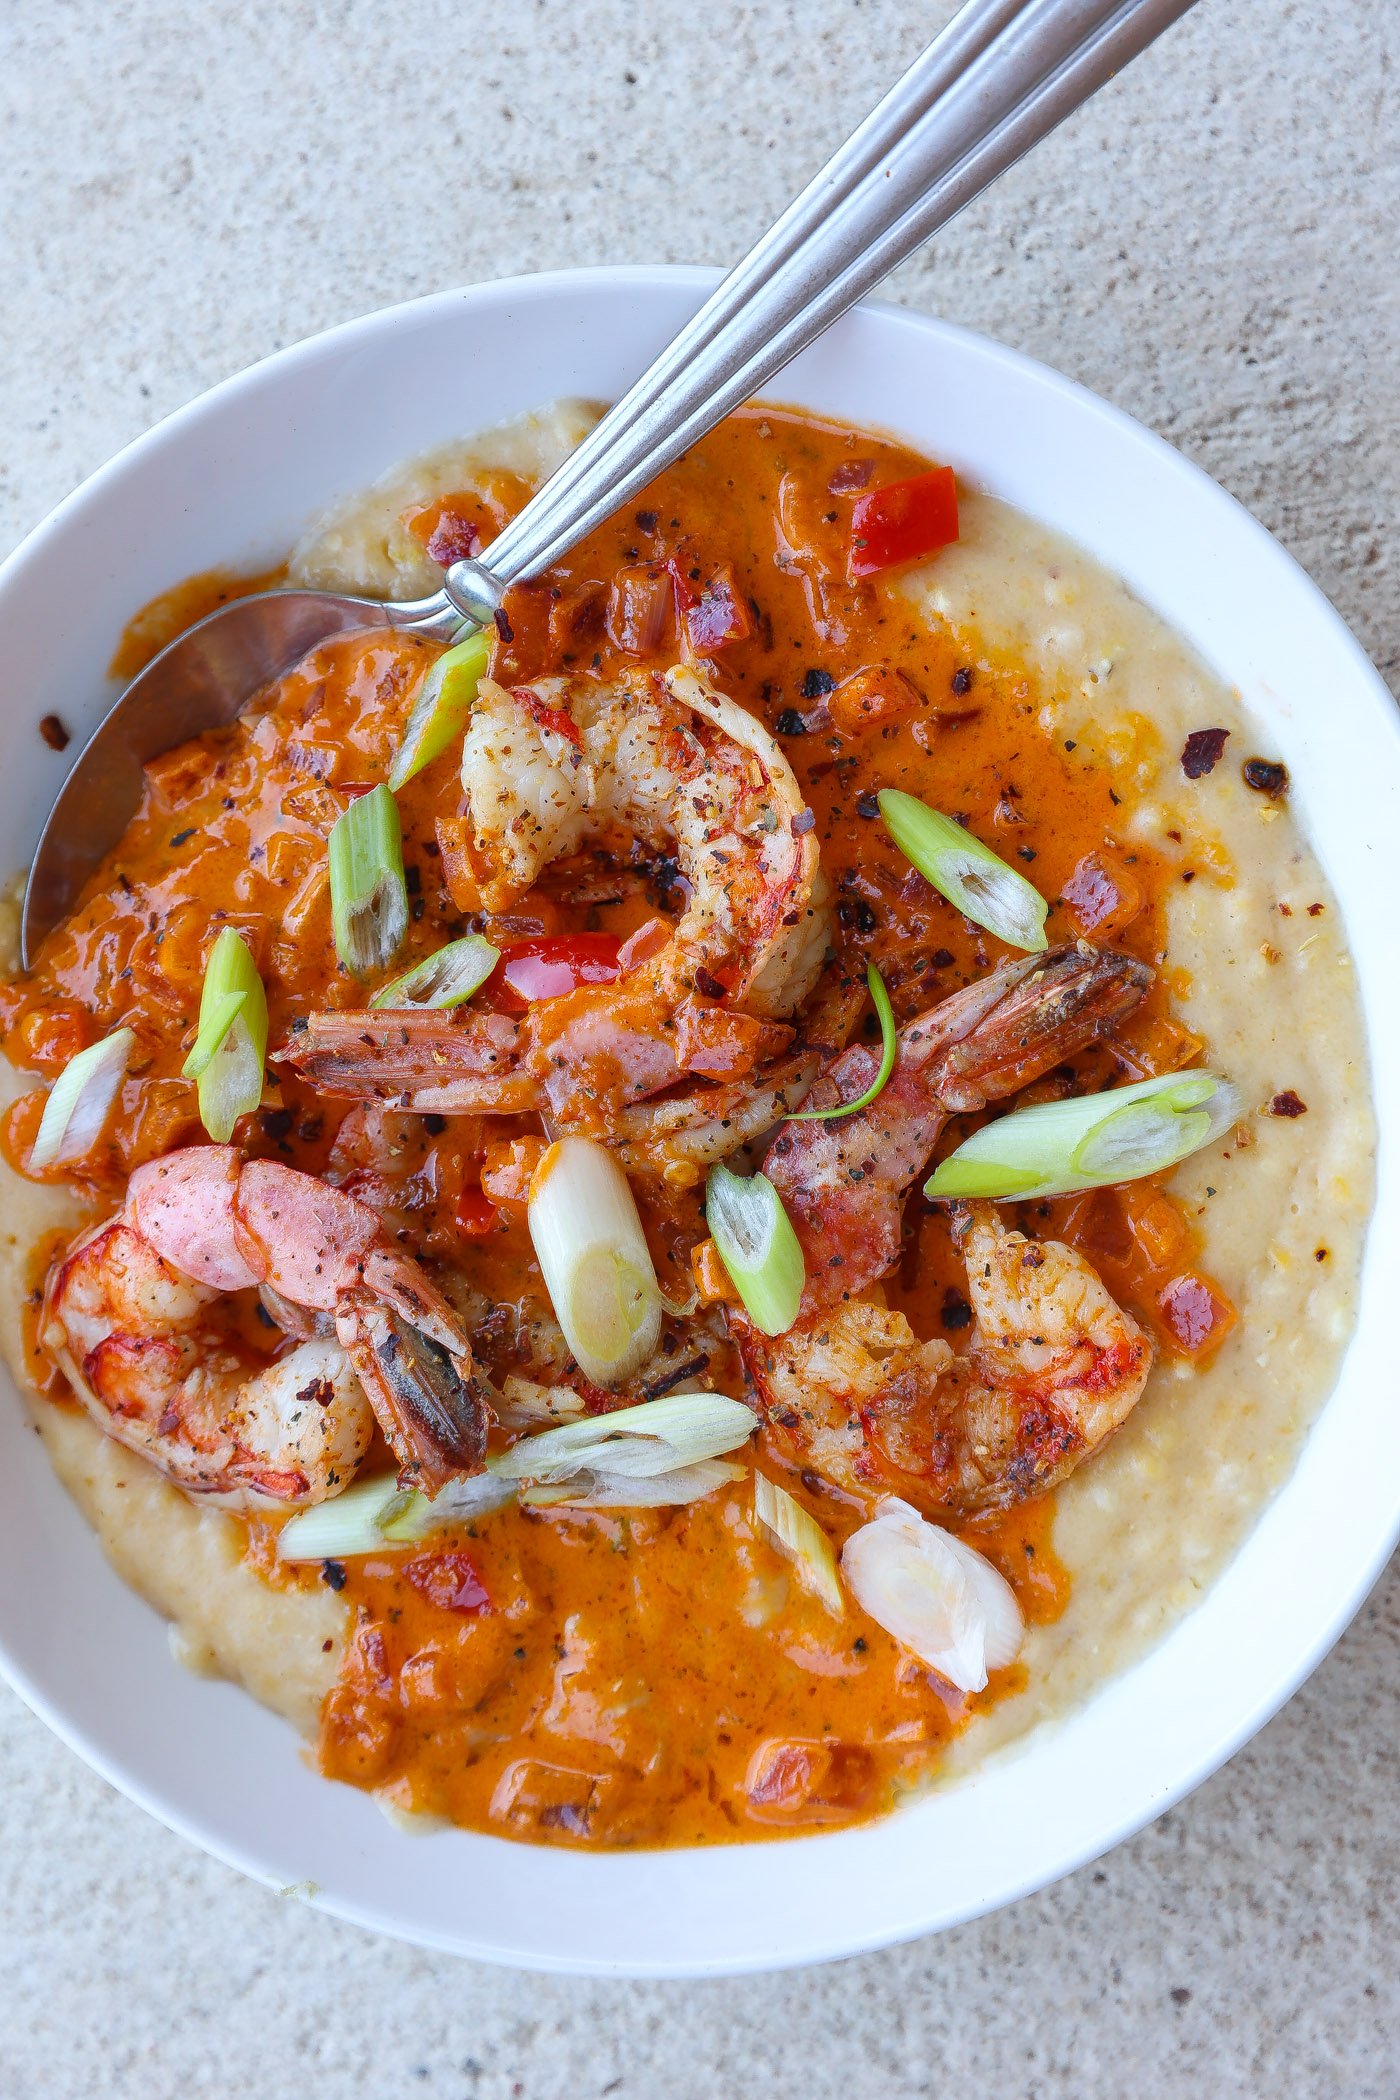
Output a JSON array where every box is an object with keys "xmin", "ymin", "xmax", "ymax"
[{"xmin": 1, "ymin": 267, "xmax": 1396, "ymax": 1976}]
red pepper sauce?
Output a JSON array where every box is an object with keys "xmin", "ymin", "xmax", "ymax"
[{"xmin": 3, "ymin": 408, "xmax": 1234, "ymax": 1848}]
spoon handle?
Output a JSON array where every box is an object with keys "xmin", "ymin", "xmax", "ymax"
[{"xmin": 443, "ymin": 0, "xmax": 1197, "ymax": 626}]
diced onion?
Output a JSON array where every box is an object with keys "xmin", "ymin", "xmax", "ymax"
[
  {"xmin": 878, "ymin": 789, "xmax": 1048, "ymax": 952},
  {"xmin": 527, "ymin": 1137, "xmax": 662, "ymax": 1385},
  {"xmin": 788, "ymin": 961, "xmax": 897, "ymax": 1123},
  {"xmin": 278, "ymin": 1468, "xmax": 515, "ymax": 1561},
  {"xmin": 841, "ymin": 1497, "xmax": 1023, "ymax": 1693},
  {"xmin": 29, "ymin": 1028, "xmax": 135, "ymax": 1171},
  {"xmin": 182, "ymin": 927, "xmax": 268, "ymax": 1143},
  {"xmin": 521, "ymin": 1457, "xmax": 746, "ymax": 1509},
  {"xmin": 489, "ymin": 1389, "xmax": 757, "ymax": 1483},
  {"xmin": 387, "ymin": 629, "xmax": 490, "ymax": 791},
  {"xmin": 329, "ymin": 783, "xmax": 409, "ymax": 977},
  {"xmin": 370, "ymin": 933, "xmax": 500, "ymax": 1011},
  {"xmin": 753, "ymin": 1474, "xmax": 844, "ymax": 1615},
  {"xmin": 497, "ymin": 1377, "xmax": 590, "ymax": 1430},
  {"xmin": 704, "ymin": 1163, "xmax": 805, "ymax": 1336},
  {"xmin": 925, "ymin": 1070, "xmax": 1239, "ymax": 1202}
]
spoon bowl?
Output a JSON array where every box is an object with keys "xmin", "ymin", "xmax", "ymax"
[{"xmin": 19, "ymin": 585, "xmax": 464, "ymax": 963}]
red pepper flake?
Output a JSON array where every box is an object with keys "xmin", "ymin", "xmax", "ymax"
[
  {"xmin": 1242, "ymin": 757, "xmax": 1289, "ymax": 798},
  {"xmin": 38, "ymin": 714, "xmax": 71, "ymax": 751},
  {"xmin": 514, "ymin": 687, "xmax": 582, "ymax": 746},
  {"xmin": 1269, "ymin": 1090, "xmax": 1307, "ymax": 1117},
  {"xmin": 1181, "ymin": 728, "xmax": 1229, "ymax": 778},
  {"xmin": 405, "ymin": 1552, "xmax": 490, "ymax": 1615}
]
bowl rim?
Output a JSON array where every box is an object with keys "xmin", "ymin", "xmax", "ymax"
[{"xmin": 1, "ymin": 263, "xmax": 1397, "ymax": 1976}]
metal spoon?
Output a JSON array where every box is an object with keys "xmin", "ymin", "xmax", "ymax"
[{"xmin": 21, "ymin": 0, "xmax": 1196, "ymax": 965}]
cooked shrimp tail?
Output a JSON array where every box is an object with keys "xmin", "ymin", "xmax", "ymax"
[
  {"xmin": 913, "ymin": 940, "xmax": 1154, "ymax": 1114},
  {"xmin": 277, "ymin": 1009, "xmax": 535, "ymax": 1115},
  {"xmin": 337, "ymin": 1248, "xmax": 493, "ymax": 1483}
]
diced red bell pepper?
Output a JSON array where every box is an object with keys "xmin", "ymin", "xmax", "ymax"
[
  {"xmin": 847, "ymin": 466, "xmax": 959, "ymax": 579},
  {"xmin": 489, "ymin": 933, "xmax": 624, "ymax": 1011}
]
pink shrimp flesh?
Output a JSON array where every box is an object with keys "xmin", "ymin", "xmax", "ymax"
[{"xmin": 45, "ymin": 1145, "xmax": 495, "ymax": 1498}]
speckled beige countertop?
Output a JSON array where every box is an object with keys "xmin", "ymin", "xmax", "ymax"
[{"xmin": 1, "ymin": 1, "xmax": 1397, "ymax": 2092}]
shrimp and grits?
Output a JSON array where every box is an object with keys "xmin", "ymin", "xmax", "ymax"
[{"xmin": 0, "ymin": 402, "xmax": 1371, "ymax": 1847}]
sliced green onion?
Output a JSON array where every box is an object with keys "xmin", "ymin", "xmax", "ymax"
[
  {"xmin": 181, "ymin": 927, "xmax": 268, "ymax": 1143},
  {"xmin": 841, "ymin": 1496, "xmax": 1023, "ymax": 1694},
  {"xmin": 925, "ymin": 1069, "xmax": 1239, "ymax": 1202},
  {"xmin": 370, "ymin": 933, "xmax": 500, "ymax": 1011},
  {"xmin": 521, "ymin": 1457, "xmax": 746, "ymax": 1509},
  {"xmin": 787, "ymin": 962, "xmax": 896, "ymax": 1123},
  {"xmin": 180, "ymin": 991, "xmax": 245, "ymax": 1080},
  {"xmin": 380, "ymin": 1471, "xmax": 518, "ymax": 1539},
  {"xmin": 387, "ymin": 629, "xmax": 491, "ymax": 791},
  {"xmin": 489, "ymin": 1390, "xmax": 757, "ymax": 1483},
  {"xmin": 705, "ymin": 1163, "xmax": 805, "ymax": 1336},
  {"xmin": 527, "ymin": 1137, "xmax": 663, "ymax": 1386},
  {"xmin": 278, "ymin": 1468, "xmax": 515, "ymax": 1562},
  {"xmin": 753, "ymin": 1474, "xmax": 844, "ymax": 1615},
  {"xmin": 878, "ymin": 788, "xmax": 1048, "ymax": 952},
  {"xmin": 329, "ymin": 783, "xmax": 409, "ymax": 977},
  {"xmin": 29, "ymin": 1028, "xmax": 135, "ymax": 1170}
]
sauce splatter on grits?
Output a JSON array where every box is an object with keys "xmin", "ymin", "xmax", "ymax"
[{"xmin": 0, "ymin": 406, "xmax": 1331, "ymax": 1850}]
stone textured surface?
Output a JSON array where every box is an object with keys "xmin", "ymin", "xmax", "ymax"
[{"xmin": 1, "ymin": 0, "xmax": 1396, "ymax": 2091}]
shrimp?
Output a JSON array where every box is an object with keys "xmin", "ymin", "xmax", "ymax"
[
  {"xmin": 42, "ymin": 1219, "xmax": 374, "ymax": 1511},
  {"xmin": 765, "ymin": 942, "xmax": 1152, "ymax": 1317},
  {"xmin": 459, "ymin": 664, "xmax": 828, "ymax": 1017},
  {"xmin": 42, "ymin": 1144, "xmax": 495, "ymax": 1506},
  {"xmin": 739, "ymin": 942, "xmax": 1156, "ymax": 1510},
  {"xmin": 742, "ymin": 1203, "xmax": 1152, "ymax": 1513},
  {"xmin": 278, "ymin": 664, "xmax": 833, "ymax": 1131}
]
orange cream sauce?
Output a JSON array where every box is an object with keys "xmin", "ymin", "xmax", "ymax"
[{"xmin": 3, "ymin": 408, "xmax": 1230, "ymax": 1847}]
